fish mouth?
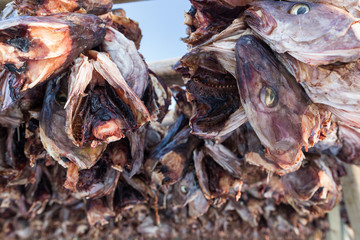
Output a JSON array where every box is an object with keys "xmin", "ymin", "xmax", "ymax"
[
  {"xmin": 68, "ymin": 84, "xmax": 135, "ymax": 147},
  {"xmin": 245, "ymin": 6, "xmax": 277, "ymax": 36}
]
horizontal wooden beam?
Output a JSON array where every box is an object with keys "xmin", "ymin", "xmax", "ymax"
[{"xmin": 148, "ymin": 58, "xmax": 184, "ymax": 86}]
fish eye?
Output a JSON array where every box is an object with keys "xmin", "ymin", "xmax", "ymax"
[
  {"xmin": 289, "ymin": 3, "xmax": 310, "ymax": 15},
  {"xmin": 180, "ymin": 185, "xmax": 188, "ymax": 194},
  {"xmin": 301, "ymin": 160, "xmax": 310, "ymax": 168},
  {"xmin": 260, "ymin": 87, "xmax": 278, "ymax": 107},
  {"xmin": 55, "ymin": 92, "xmax": 67, "ymax": 106}
]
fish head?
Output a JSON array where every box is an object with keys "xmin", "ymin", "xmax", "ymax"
[
  {"xmin": 65, "ymin": 52, "xmax": 150, "ymax": 148},
  {"xmin": 39, "ymin": 73, "xmax": 106, "ymax": 169},
  {"xmin": 172, "ymin": 170, "xmax": 201, "ymax": 207},
  {"xmin": 245, "ymin": 1, "xmax": 356, "ymax": 55},
  {"xmin": 0, "ymin": 13, "xmax": 106, "ymax": 109},
  {"xmin": 235, "ymin": 35, "xmax": 309, "ymax": 170},
  {"xmin": 281, "ymin": 154, "xmax": 342, "ymax": 215}
]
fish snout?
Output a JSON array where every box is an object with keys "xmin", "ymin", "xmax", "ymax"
[{"xmin": 245, "ymin": 6, "xmax": 276, "ymax": 35}]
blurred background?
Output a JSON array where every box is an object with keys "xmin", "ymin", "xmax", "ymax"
[{"xmin": 114, "ymin": 0, "xmax": 191, "ymax": 63}]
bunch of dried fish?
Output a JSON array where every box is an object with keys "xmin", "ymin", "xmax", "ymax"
[
  {"xmin": 174, "ymin": 0, "xmax": 360, "ymax": 237},
  {"xmin": 0, "ymin": 0, "xmax": 358, "ymax": 239}
]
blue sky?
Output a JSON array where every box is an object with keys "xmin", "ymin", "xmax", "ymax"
[{"xmin": 113, "ymin": 0, "xmax": 191, "ymax": 63}]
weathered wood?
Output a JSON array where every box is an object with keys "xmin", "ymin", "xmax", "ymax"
[
  {"xmin": 148, "ymin": 58, "xmax": 184, "ymax": 86},
  {"xmin": 341, "ymin": 163, "xmax": 360, "ymax": 240},
  {"xmin": 327, "ymin": 204, "xmax": 342, "ymax": 240}
]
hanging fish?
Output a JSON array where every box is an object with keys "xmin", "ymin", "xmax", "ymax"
[
  {"xmin": 0, "ymin": 13, "xmax": 105, "ymax": 110},
  {"xmin": 245, "ymin": 0, "xmax": 360, "ymax": 66},
  {"xmin": 39, "ymin": 74, "xmax": 106, "ymax": 170},
  {"xmin": 235, "ymin": 35, "xmax": 330, "ymax": 174},
  {"xmin": 2, "ymin": 0, "xmax": 112, "ymax": 17},
  {"xmin": 65, "ymin": 51, "xmax": 150, "ymax": 148}
]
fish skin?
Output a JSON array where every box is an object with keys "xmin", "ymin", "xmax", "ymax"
[
  {"xmin": 337, "ymin": 122, "xmax": 360, "ymax": 165},
  {"xmin": 0, "ymin": 13, "xmax": 105, "ymax": 110},
  {"xmin": 235, "ymin": 35, "xmax": 314, "ymax": 174},
  {"xmin": 99, "ymin": 9, "xmax": 142, "ymax": 49},
  {"xmin": 278, "ymin": 53, "xmax": 360, "ymax": 128},
  {"xmin": 281, "ymin": 154, "xmax": 342, "ymax": 216},
  {"xmin": 65, "ymin": 51, "xmax": 150, "ymax": 148},
  {"xmin": 14, "ymin": 0, "xmax": 113, "ymax": 16},
  {"xmin": 193, "ymin": 146, "xmax": 243, "ymax": 206},
  {"xmin": 102, "ymin": 26, "xmax": 148, "ymax": 99},
  {"xmin": 184, "ymin": 0, "xmax": 245, "ymax": 47},
  {"xmin": 39, "ymin": 74, "xmax": 106, "ymax": 170},
  {"xmin": 245, "ymin": 0, "xmax": 360, "ymax": 66}
]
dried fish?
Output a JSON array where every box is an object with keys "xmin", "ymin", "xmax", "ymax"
[
  {"xmin": 279, "ymin": 54, "xmax": 360, "ymax": 127},
  {"xmin": 40, "ymin": 74, "xmax": 107, "ymax": 170},
  {"xmin": 100, "ymin": 9, "xmax": 142, "ymax": 49},
  {"xmin": 282, "ymin": 154, "xmax": 342, "ymax": 216},
  {"xmin": 65, "ymin": 51, "xmax": 150, "ymax": 147},
  {"xmin": 7, "ymin": 0, "xmax": 112, "ymax": 16},
  {"xmin": 184, "ymin": 0, "xmax": 245, "ymax": 47},
  {"xmin": 0, "ymin": 13, "xmax": 105, "ymax": 110},
  {"xmin": 102, "ymin": 26, "xmax": 148, "ymax": 98},
  {"xmin": 235, "ymin": 35, "xmax": 329, "ymax": 174},
  {"xmin": 245, "ymin": 0, "xmax": 360, "ymax": 65}
]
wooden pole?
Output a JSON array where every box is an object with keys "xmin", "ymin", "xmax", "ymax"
[
  {"xmin": 148, "ymin": 58, "xmax": 184, "ymax": 86},
  {"xmin": 327, "ymin": 204, "xmax": 343, "ymax": 240},
  {"xmin": 341, "ymin": 163, "xmax": 360, "ymax": 240}
]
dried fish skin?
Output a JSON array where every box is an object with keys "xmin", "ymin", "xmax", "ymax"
[
  {"xmin": 65, "ymin": 52, "xmax": 150, "ymax": 148},
  {"xmin": 86, "ymin": 197, "xmax": 115, "ymax": 226},
  {"xmin": 184, "ymin": 0, "xmax": 245, "ymax": 47},
  {"xmin": 14, "ymin": 0, "xmax": 112, "ymax": 16},
  {"xmin": 171, "ymin": 170, "xmax": 201, "ymax": 207},
  {"xmin": 281, "ymin": 154, "xmax": 342, "ymax": 216},
  {"xmin": 194, "ymin": 147, "xmax": 243, "ymax": 205},
  {"xmin": 148, "ymin": 126, "xmax": 200, "ymax": 188},
  {"xmin": 40, "ymin": 74, "xmax": 106, "ymax": 170},
  {"xmin": 71, "ymin": 152, "xmax": 120, "ymax": 199},
  {"xmin": 235, "ymin": 35, "xmax": 324, "ymax": 174},
  {"xmin": 113, "ymin": 180, "xmax": 146, "ymax": 213},
  {"xmin": 186, "ymin": 70, "xmax": 242, "ymax": 138},
  {"xmin": 100, "ymin": 9, "xmax": 142, "ymax": 49},
  {"xmin": 102, "ymin": 26, "xmax": 148, "ymax": 99},
  {"xmin": 175, "ymin": 50, "xmax": 246, "ymax": 138},
  {"xmin": 0, "ymin": 102, "xmax": 23, "ymax": 127},
  {"xmin": 64, "ymin": 143, "xmax": 122, "ymax": 196},
  {"xmin": 0, "ymin": 13, "xmax": 106, "ymax": 110},
  {"xmin": 279, "ymin": 54, "xmax": 360, "ymax": 127},
  {"xmin": 204, "ymin": 140, "xmax": 266, "ymax": 184},
  {"xmin": 175, "ymin": 19, "xmax": 251, "ymax": 138},
  {"xmin": 245, "ymin": 0, "xmax": 360, "ymax": 66},
  {"xmin": 141, "ymin": 71, "xmax": 171, "ymax": 123},
  {"xmin": 336, "ymin": 122, "xmax": 360, "ymax": 165}
]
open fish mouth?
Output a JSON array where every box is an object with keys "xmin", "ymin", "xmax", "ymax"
[
  {"xmin": 245, "ymin": 6, "xmax": 277, "ymax": 35},
  {"xmin": 65, "ymin": 51, "xmax": 150, "ymax": 148}
]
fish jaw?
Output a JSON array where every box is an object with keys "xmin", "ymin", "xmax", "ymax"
[{"xmin": 245, "ymin": 5, "xmax": 277, "ymax": 36}]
